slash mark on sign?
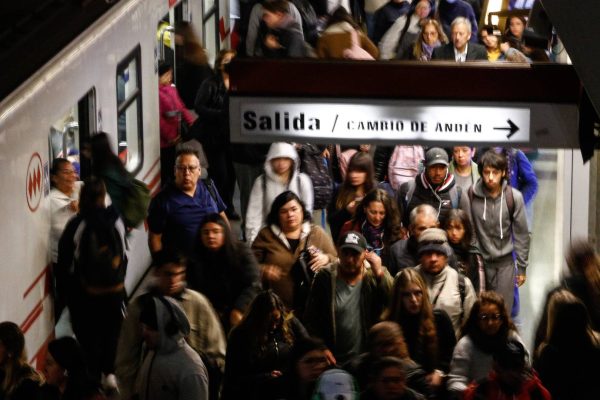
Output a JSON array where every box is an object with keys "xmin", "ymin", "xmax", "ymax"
[{"xmin": 332, "ymin": 115, "xmax": 339, "ymax": 133}]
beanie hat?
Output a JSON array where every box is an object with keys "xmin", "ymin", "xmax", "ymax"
[{"xmin": 417, "ymin": 228, "xmax": 450, "ymax": 256}]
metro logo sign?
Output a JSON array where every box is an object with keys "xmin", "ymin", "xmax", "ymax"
[{"xmin": 26, "ymin": 152, "xmax": 43, "ymax": 212}]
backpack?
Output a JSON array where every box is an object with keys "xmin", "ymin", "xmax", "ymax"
[
  {"xmin": 73, "ymin": 211, "xmax": 127, "ymax": 291},
  {"xmin": 311, "ymin": 369, "xmax": 359, "ymax": 400},
  {"xmin": 120, "ymin": 178, "xmax": 151, "ymax": 228},
  {"xmin": 298, "ymin": 144, "xmax": 333, "ymax": 209}
]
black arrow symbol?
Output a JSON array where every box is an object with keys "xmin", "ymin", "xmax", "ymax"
[{"xmin": 494, "ymin": 119, "xmax": 519, "ymax": 139}]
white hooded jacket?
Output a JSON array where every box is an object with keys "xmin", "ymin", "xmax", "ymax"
[{"xmin": 245, "ymin": 142, "xmax": 313, "ymax": 244}]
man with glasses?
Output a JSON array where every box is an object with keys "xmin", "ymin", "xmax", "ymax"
[
  {"xmin": 414, "ymin": 228, "xmax": 476, "ymax": 336},
  {"xmin": 148, "ymin": 148, "xmax": 229, "ymax": 257}
]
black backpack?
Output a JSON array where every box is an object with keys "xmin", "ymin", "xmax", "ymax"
[
  {"xmin": 74, "ymin": 210, "xmax": 127, "ymax": 290},
  {"xmin": 299, "ymin": 144, "xmax": 334, "ymax": 210}
]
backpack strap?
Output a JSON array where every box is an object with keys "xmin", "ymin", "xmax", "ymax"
[
  {"xmin": 504, "ymin": 185, "xmax": 515, "ymax": 224},
  {"xmin": 404, "ymin": 180, "xmax": 416, "ymax": 211},
  {"xmin": 450, "ymin": 185, "xmax": 462, "ymax": 209},
  {"xmin": 202, "ymin": 178, "xmax": 218, "ymax": 204},
  {"xmin": 458, "ymin": 272, "xmax": 466, "ymax": 309}
]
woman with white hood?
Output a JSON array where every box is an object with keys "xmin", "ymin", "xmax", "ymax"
[{"xmin": 245, "ymin": 142, "xmax": 313, "ymax": 245}]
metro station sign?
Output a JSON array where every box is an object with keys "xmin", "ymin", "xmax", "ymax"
[{"xmin": 230, "ymin": 97, "xmax": 579, "ymax": 147}]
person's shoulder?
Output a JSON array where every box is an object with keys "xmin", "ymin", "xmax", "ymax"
[{"xmin": 183, "ymin": 287, "xmax": 212, "ymax": 306}]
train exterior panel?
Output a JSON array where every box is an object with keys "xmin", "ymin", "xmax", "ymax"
[{"xmin": 0, "ymin": 0, "xmax": 216, "ymax": 367}]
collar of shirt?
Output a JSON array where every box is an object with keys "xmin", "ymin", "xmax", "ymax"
[{"xmin": 454, "ymin": 44, "xmax": 468, "ymax": 62}]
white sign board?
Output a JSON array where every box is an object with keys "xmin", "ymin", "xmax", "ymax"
[{"xmin": 230, "ymin": 97, "xmax": 580, "ymax": 147}]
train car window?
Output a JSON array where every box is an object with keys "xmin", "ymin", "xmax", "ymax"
[
  {"xmin": 116, "ymin": 46, "xmax": 143, "ymax": 174},
  {"xmin": 48, "ymin": 88, "xmax": 95, "ymax": 179},
  {"xmin": 202, "ymin": 0, "xmax": 219, "ymax": 59}
]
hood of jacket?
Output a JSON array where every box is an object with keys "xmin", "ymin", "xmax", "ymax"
[
  {"xmin": 264, "ymin": 142, "xmax": 301, "ymax": 180},
  {"xmin": 150, "ymin": 296, "xmax": 191, "ymax": 355},
  {"xmin": 417, "ymin": 170, "xmax": 456, "ymax": 194}
]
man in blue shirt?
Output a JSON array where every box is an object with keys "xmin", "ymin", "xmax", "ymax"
[{"xmin": 148, "ymin": 148, "xmax": 228, "ymax": 256}]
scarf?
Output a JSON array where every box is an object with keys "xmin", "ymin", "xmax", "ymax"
[
  {"xmin": 421, "ymin": 41, "xmax": 440, "ymax": 61},
  {"xmin": 361, "ymin": 220, "xmax": 385, "ymax": 255}
]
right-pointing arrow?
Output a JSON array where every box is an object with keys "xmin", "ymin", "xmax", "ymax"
[{"xmin": 494, "ymin": 119, "xmax": 519, "ymax": 139}]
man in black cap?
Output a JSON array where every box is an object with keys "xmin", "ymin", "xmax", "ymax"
[
  {"xmin": 304, "ymin": 231, "xmax": 393, "ymax": 364},
  {"xmin": 397, "ymin": 147, "xmax": 470, "ymax": 228},
  {"xmin": 463, "ymin": 339, "xmax": 551, "ymax": 399}
]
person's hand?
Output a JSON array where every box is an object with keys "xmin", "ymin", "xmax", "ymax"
[
  {"xmin": 322, "ymin": 148, "xmax": 330, "ymax": 159},
  {"xmin": 69, "ymin": 200, "xmax": 79, "ymax": 212},
  {"xmin": 230, "ymin": 309, "xmax": 243, "ymax": 326},
  {"xmin": 500, "ymin": 42, "xmax": 510, "ymax": 53},
  {"xmin": 309, "ymin": 252, "xmax": 329, "ymax": 272},
  {"xmin": 516, "ymin": 274, "xmax": 526, "ymax": 287},
  {"xmin": 265, "ymin": 34, "xmax": 281, "ymax": 50},
  {"xmin": 324, "ymin": 349, "xmax": 337, "ymax": 366},
  {"xmin": 346, "ymin": 200, "xmax": 358, "ymax": 214},
  {"xmin": 426, "ymin": 370, "xmax": 444, "ymax": 388},
  {"xmin": 365, "ymin": 251, "xmax": 383, "ymax": 277},
  {"xmin": 262, "ymin": 264, "xmax": 282, "ymax": 282}
]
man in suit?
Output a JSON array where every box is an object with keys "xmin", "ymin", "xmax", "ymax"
[{"xmin": 432, "ymin": 17, "xmax": 487, "ymax": 61}]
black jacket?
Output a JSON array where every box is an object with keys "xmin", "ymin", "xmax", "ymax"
[
  {"xmin": 193, "ymin": 74, "xmax": 229, "ymax": 148},
  {"xmin": 431, "ymin": 42, "xmax": 488, "ymax": 61}
]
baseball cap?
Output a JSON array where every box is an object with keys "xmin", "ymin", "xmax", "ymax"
[
  {"xmin": 425, "ymin": 147, "xmax": 449, "ymax": 167},
  {"xmin": 417, "ymin": 228, "xmax": 450, "ymax": 257},
  {"xmin": 339, "ymin": 231, "xmax": 368, "ymax": 253}
]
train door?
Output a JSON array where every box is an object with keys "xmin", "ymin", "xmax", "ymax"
[{"xmin": 48, "ymin": 89, "xmax": 96, "ymax": 179}]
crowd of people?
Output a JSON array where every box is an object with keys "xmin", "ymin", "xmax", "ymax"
[{"xmin": 2, "ymin": 1, "xmax": 596, "ymax": 400}]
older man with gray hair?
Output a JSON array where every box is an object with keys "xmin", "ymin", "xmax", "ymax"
[{"xmin": 432, "ymin": 17, "xmax": 487, "ymax": 61}]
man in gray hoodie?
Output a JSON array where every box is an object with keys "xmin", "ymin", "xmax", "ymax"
[
  {"xmin": 135, "ymin": 295, "xmax": 209, "ymax": 400},
  {"xmin": 469, "ymin": 150, "xmax": 530, "ymax": 315}
]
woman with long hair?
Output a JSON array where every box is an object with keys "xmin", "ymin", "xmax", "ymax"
[
  {"xmin": 222, "ymin": 290, "xmax": 307, "ymax": 400},
  {"xmin": 252, "ymin": 191, "xmax": 336, "ymax": 315},
  {"xmin": 190, "ymin": 213, "xmax": 261, "ymax": 331},
  {"xmin": 316, "ymin": 7, "xmax": 378, "ymax": 60},
  {"xmin": 447, "ymin": 291, "xmax": 526, "ymax": 396},
  {"xmin": 339, "ymin": 188, "xmax": 402, "ymax": 266},
  {"xmin": 384, "ymin": 268, "xmax": 456, "ymax": 392},
  {"xmin": 411, "ymin": 18, "xmax": 448, "ymax": 61},
  {"xmin": 533, "ymin": 289, "xmax": 600, "ymax": 399},
  {"xmin": 444, "ymin": 209, "xmax": 485, "ymax": 292},
  {"xmin": 327, "ymin": 151, "xmax": 376, "ymax": 242},
  {"xmin": 385, "ymin": 269, "xmax": 456, "ymax": 395},
  {"xmin": 563, "ymin": 239, "xmax": 600, "ymax": 330},
  {"xmin": 0, "ymin": 322, "xmax": 43, "ymax": 400},
  {"xmin": 174, "ymin": 21, "xmax": 211, "ymax": 108}
]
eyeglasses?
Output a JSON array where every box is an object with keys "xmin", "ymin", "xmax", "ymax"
[
  {"xmin": 478, "ymin": 313, "xmax": 502, "ymax": 321},
  {"xmin": 175, "ymin": 165, "xmax": 199, "ymax": 173},
  {"xmin": 400, "ymin": 290, "xmax": 423, "ymax": 299}
]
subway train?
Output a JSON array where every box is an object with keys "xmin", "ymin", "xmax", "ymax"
[
  {"xmin": 0, "ymin": 0, "xmax": 595, "ymax": 368},
  {"xmin": 0, "ymin": 0, "xmax": 230, "ymax": 367}
]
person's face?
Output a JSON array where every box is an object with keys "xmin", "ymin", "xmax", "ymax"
[
  {"xmin": 278, "ymin": 199, "xmax": 304, "ymax": 232},
  {"xmin": 373, "ymin": 366, "xmax": 406, "ymax": 400},
  {"xmin": 451, "ymin": 22, "xmax": 471, "ymax": 51},
  {"xmin": 415, "ymin": 1, "xmax": 431, "ymax": 19},
  {"xmin": 348, "ymin": 169, "xmax": 367, "ymax": 187},
  {"xmin": 156, "ymin": 263, "xmax": 186, "ymax": 296},
  {"xmin": 44, "ymin": 352, "xmax": 66, "ymax": 387},
  {"xmin": 365, "ymin": 201, "xmax": 386, "ymax": 228},
  {"xmin": 201, "ymin": 222, "xmax": 225, "ymax": 251},
  {"xmin": 452, "ymin": 147, "xmax": 474, "ymax": 167},
  {"xmin": 141, "ymin": 323, "xmax": 160, "ymax": 349},
  {"xmin": 446, "ymin": 220, "xmax": 465, "ymax": 245},
  {"xmin": 263, "ymin": 10, "xmax": 284, "ymax": 29},
  {"xmin": 270, "ymin": 157, "xmax": 293, "ymax": 176},
  {"xmin": 400, "ymin": 283, "xmax": 423, "ymax": 315},
  {"xmin": 426, "ymin": 164, "xmax": 447, "ymax": 185},
  {"xmin": 269, "ymin": 309, "xmax": 282, "ymax": 331},
  {"xmin": 423, "ymin": 23, "xmax": 439, "ymax": 46},
  {"xmin": 159, "ymin": 69, "xmax": 173, "ymax": 86},
  {"xmin": 339, "ymin": 248, "xmax": 366, "ymax": 277},
  {"xmin": 482, "ymin": 33, "xmax": 498, "ymax": 49},
  {"xmin": 482, "ymin": 166, "xmax": 505, "ymax": 193},
  {"xmin": 296, "ymin": 349, "xmax": 329, "ymax": 383},
  {"xmin": 495, "ymin": 363, "xmax": 525, "ymax": 392},
  {"xmin": 420, "ymin": 250, "xmax": 447, "ymax": 275},
  {"xmin": 52, "ymin": 162, "xmax": 77, "ymax": 194},
  {"xmin": 478, "ymin": 302, "xmax": 503, "ymax": 336},
  {"xmin": 174, "ymin": 154, "xmax": 201, "ymax": 192},
  {"xmin": 220, "ymin": 53, "xmax": 234, "ymax": 70},
  {"xmin": 509, "ymin": 17, "xmax": 525, "ymax": 39},
  {"xmin": 410, "ymin": 214, "xmax": 438, "ymax": 239}
]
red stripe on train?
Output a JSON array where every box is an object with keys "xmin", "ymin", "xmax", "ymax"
[
  {"xmin": 20, "ymin": 299, "xmax": 44, "ymax": 334},
  {"xmin": 23, "ymin": 264, "xmax": 50, "ymax": 299},
  {"xmin": 142, "ymin": 158, "xmax": 160, "ymax": 182}
]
